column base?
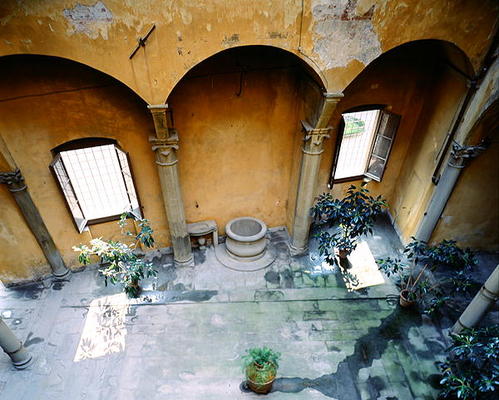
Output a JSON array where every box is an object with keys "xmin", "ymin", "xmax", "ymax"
[
  {"xmin": 174, "ymin": 255, "xmax": 195, "ymax": 268},
  {"xmin": 52, "ymin": 268, "xmax": 70, "ymax": 279},
  {"xmin": 6, "ymin": 344, "xmax": 33, "ymax": 370},
  {"xmin": 12, "ymin": 352, "xmax": 33, "ymax": 370},
  {"xmin": 451, "ymin": 319, "xmax": 468, "ymax": 334},
  {"xmin": 288, "ymin": 242, "xmax": 308, "ymax": 256}
]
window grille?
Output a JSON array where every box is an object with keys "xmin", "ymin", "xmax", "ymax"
[
  {"xmin": 330, "ymin": 108, "xmax": 400, "ymax": 184},
  {"xmin": 50, "ymin": 140, "xmax": 142, "ymax": 233}
]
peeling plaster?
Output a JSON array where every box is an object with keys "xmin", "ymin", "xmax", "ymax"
[
  {"xmin": 63, "ymin": 1, "xmax": 113, "ymax": 40},
  {"xmin": 222, "ymin": 34, "xmax": 240, "ymax": 47},
  {"xmin": 179, "ymin": 8, "xmax": 193, "ymax": 25},
  {"xmin": 311, "ymin": 0, "xmax": 382, "ymax": 69}
]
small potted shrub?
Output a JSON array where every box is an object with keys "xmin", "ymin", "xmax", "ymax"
[
  {"xmin": 73, "ymin": 213, "xmax": 157, "ymax": 298},
  {"xmin": 313, "ymin": 183, "xmax": 387, "ymax": 261},
  {"xmin": 377, "ymin": 239, "xmax": 476, "ymax": 312},
  {"xmin": 242, "ymin": 347, "xmax": 281, "ymax": 394}
]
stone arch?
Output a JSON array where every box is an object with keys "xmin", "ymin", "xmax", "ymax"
[
  {"xmin": 168, "ymin": 45, "xmax": 327, "ymax": 100},
  {"xmin": 0, "ymin": 53, "xmax": 147, "ymax": 103},
  {"xmin": 321, "ymin": 39, "xmax": 475, "ymax": 244},
  {"xmin": 0, "ymin": 53, "xmax": 172, "ymax": 283},
  {"xmin": 166, "ymin": 45, "xmax": 327, "ymax": 234}
]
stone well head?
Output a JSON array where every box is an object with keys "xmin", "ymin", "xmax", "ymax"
[{"xmin": 225, "ymin": 217, "xmax": 267, "ymax": 261}]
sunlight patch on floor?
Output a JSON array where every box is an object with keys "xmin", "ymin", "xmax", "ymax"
[
  {"xmin": 342, "ymin": 241, "xmax": 386, "ymax": 291},
  {"xmin": 73, "ymin": 295, "xmax": 127, "ymax": 362}
]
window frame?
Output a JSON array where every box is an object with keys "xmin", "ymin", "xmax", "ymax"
[
  {"xmin": 329, "ymin": 105, "xmax": 400, "ymax": 187},
  {"xmin": 50, "ymin": 138, "xmax": 143, "ymax": 232}
]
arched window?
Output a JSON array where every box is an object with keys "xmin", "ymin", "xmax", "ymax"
[
  {"xmin": 50, "ymin": 138, "xmax": 142, "ymax": 233},
  {"xmin": 330, "ymin": 106, "xmax": 400, "ymax": 185}
]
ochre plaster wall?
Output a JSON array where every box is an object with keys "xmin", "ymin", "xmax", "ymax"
[
  {"xmin": 315, "ymin": 46, "xmax": 468, "ymax": 244},
  {"xmin": 169, "ymin": 67, "xmax": 303, "ymax": 233},
  {"xmin": 0, "ymin": 0, "xmax": 497, "ymax": 103},
  {"xmin": 0, "ymin": 185, "xmax": 52, "ymax": 283},
  {"xmin": 0, "ymin": 56, "xmax": 168, "ymax": 283},
  {"xmin": 391, "ymin": 66, "xmax": 467, "ymax": 243},
  {"xmin": 431, "ymin": 142, "xmax": 499, "ymax": 251},
  {"xmin": 0, "ymin": 1, "xmax": 498, "ymax": 283}
]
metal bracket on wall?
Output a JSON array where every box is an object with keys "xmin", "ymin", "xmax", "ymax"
[{"xmin": 129, "ymin": 24, "xmax": 156, "ymax": 59}]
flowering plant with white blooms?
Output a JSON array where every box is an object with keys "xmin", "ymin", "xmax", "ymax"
[{"xmin": 73, "ymin": 213, "xmax": 157, "ymax": 298}]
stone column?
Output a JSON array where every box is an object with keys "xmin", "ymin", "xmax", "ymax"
[
  {"xmin": 416, "ymin": 141, "xmax": 487, "ymax": 242},
  {"xmin": 148, "ymin": 104, "xmax": 193, "ymax": 267},
  {"xmin": 0, "ymin": 169, "xmax": 69, "ymax": 277},
  {"xmin": 0, "ymin": 317, "xmax": 33, "ymax": 369},
  {"xmin": 452, "ymin": 265, "xmax": 499, "ymax": 334},
  {"xmin": 290, "ymin": 93, "xmax": 343, "ymax": 255}
]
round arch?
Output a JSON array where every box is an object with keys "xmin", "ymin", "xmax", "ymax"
[
  {"xmin": 167, "ymin": 45, "xmax": 327, "ymax": 102},
  {"xmin": 343, "ymin": 39, "xmax": 474, "ymax": 93},
  {"xmin": 0, "ymin": 53, "xmax": 147, "ymax": 103}
]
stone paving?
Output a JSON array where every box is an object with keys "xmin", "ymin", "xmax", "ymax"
[{"xmin": 0, "ymin": 217, "xmax": 495, "ymax": 400}]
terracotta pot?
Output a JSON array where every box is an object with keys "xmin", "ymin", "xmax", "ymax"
[
  {"xmin": 399, "ymin": 289, "xmax": 415, "ymax": 307},
  {"xmin": 246, "ymin": 363, "xmax": 277, "ymax": 394},
  {"xmin": 126, "ymin": 280, "xmax": 141, "ymax": 298},
  {"xmin": 337, "ymin": 249, "xmax": 350, "ymax": 259}
]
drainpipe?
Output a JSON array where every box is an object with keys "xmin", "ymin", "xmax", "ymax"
[
  {"xmin": 0, "ymin": 318, "xmax": 33, "ymax": 369},
  {"xmin": 452, "ymin": 265, "xmax": 499, "ymax": 334}
]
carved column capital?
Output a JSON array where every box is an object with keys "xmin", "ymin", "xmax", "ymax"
[
  {"xmin": 0, "ymin": 169, "xmax": 26, "ymax": 192},
  {"xmin": 449, "ymin": 140, "xmax": 488, "ymax": 168},
  {"xmin": 149, "ymin": 132, "xmax": 180, "ymax": 167},
  {"xmin": 301, "ymin": 120, "xmax": 333, "ymax": 154}
]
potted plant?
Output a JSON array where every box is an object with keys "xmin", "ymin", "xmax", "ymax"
[
  {"xmin": 438, "ymin": 325, "xmax": 499, "ymax": 399},
  {"xmin": 377, "ymin": 239, "xmax": 476, "ymax": 312},
  {"xmin": 376, "ymin": 255, "xmax": 437, "ymax": 307},
  {"xmin": 242, "ymin": 347, "xmax": 281, "ymax": 394},
  {"xmin": 313, "ymin": 183, "xmax": 387, "ymax": 262},
  {"xmin": 73, "ymin": 213, "xmax": 157, "ymax": 298}
]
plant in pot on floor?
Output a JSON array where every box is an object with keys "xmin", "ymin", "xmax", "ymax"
[
  {"xmin": 242, "ymin": 347, "xmax": 281, "ymax": 394},
  {"xmin": 73, "ymin": 213, "xmax": 157, "ymax": 298},
  {"xmin": 312, "ymin": 182, "xmax": 387, "ymax": 263},
  {"xmin": 376, "ymin": 239, "xmax": 476, "ymax": 312}
]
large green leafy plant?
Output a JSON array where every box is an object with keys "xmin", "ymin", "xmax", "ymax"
[
  {"xmin": 438, "ymin": 325, "xmax": 499, "ymax": 399},
  {"xmin": 73, "ymin": 213, "xmax": 157, "ymax": 298},
  {"xmin": 377, "ymin": 239, "xmax": 476, "ymax": 313},
  {"xmin": 313, "ymin": 183, "xmax": 387, "ymax": 261}
]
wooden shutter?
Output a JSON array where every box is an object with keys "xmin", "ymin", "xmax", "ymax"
[
  {"xmin": 115, "ymin": 146, "xmax": 142, "ymax": 219},
  {"xmin": 365, "ymin": 110, "xmax": 400, "ymax": 182},
  {"xmin": 50, "ymin": 154, "xmax": 88, "ymax": 233},
  {"xmin": 328, "ymin": 118, "xmax": 345, "ymax": 187}
]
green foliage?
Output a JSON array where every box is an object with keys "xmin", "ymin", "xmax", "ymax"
[
  {"xmin": 313, "ymin": 183, "xmax": 387, "ymax": 261},
  {"xmin": 376, "ymin": 238, "xmax": 476, "ymax": 314},
  {"xmin": 73, "ymin": 213, "xmax": 157, "ymax": 298},
  {"xmin": 343, "ymin": 115, "xmax": 365, "ymax": 136},
  {"xmin": 438, "ymin": 325, "xmax": 499, "ymax": 399},
  {"xmin": 242, "ymin": 347, "xmax": 281, "ymax": 384}
]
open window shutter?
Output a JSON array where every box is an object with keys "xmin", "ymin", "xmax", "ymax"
[
  {"xmin": 50, "ymin": 154, "xmax": 88, "ymax": 233},
  {"xmin": 365, "ymin": 110, "xmax": 400, "ymax": 182},
  {"xmin": 329, "ymin": 118, "xmax": 345, "ymax": 187},
  {"xmin": 115, "ymin": 146, "xmax": 142, "ymax": 219}
]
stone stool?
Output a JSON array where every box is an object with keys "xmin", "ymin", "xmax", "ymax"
[{"xmin": 187, "ymin": 220, "xmax": 218, "ymax": 249}]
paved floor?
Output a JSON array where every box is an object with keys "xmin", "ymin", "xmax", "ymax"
[{"xmin": 0, "ymin": 217, "xmax": 496, "ymax": 399}]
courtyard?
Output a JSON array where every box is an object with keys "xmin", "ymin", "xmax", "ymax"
[{"xmin": 0, "ymin": 218, "xmax": 496, "ymax": 400}]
